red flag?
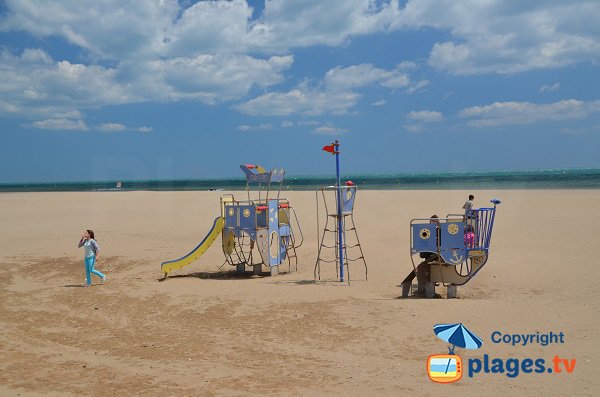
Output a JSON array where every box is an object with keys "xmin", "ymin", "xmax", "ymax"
[{"xmin": 322, "ymin": 144, "xmax": 335, "ymax": 153}]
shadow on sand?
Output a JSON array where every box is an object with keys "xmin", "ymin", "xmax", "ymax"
[{"xmin": 158, "ymin": 270, "xmax": 271, "ymax": 282}]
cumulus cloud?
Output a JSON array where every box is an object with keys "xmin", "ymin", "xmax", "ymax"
[
  {"xmin": 2, "ymin": 0, "xmax": 599, "ymax": 129},
  {"xmin": 539, "ymin": 82, "xmax": 560, "ymax": 93},
  {"xmin": 325, "ymin": 64, "xmax": 410, "ymax": 90},
  {"xmin": 2, "ymin": 1, "xmax": 598, "ymax": 79},
  {"xmin": 238, "ymin": 63, "xmax": 417, "ymax": 116},
  {"xmin": 0, "ymin": 48, "xmax": 292, "ymax": 119},
  {"xmin": 460, "ymin": 99, "xmax": 600, "ymax": 128},
  {"xmin": 237, "ymin": 87, "xmax": 360, "ymax": 116},
  {"xmin": 0, "ymin": 48, "xmax": 131, "ymax": 118},
  {"xmin": 0, "ymin": 0, "xmax": 177, "ymax": 59},
  {"xmin": 399, "ymin": 1, "xmax": 600, "ymax": 74},
  {"xmin": 403, "ymin": 124, "xmax": 425, "ymax": 133},
  {"xmin": 30, "ymin": 118, "xmax": 88, "ymax": 131},
  {"xmin": 252, "ymin": 0, "xmax": 401, "ymax": 51},
  {"xmin": 0, "ymin": 0, "xmax": 401, "ymax": 57},
  {"xmin": 97, "ymin": 123, "xmax": 127, "ymax": 132},
  {"xmin": 236, "ymin": 123, "xmax": 274, "ymax": 131},
  {"xmin": 0, "ymin": 2, "xmax": 295, "ymax": 120},
  {"xmin": 311, "ymin": 124, "xmax": 348, "ymax": 135},
  {"xmin": 407, "ymin": 110, "xmax": 444, "ymax": 122},
  {"xmin": 135, "ymin": 54, "xmax": 293, "ymax": 104},
  {"xmin": 403, "ymin": 110, "xmax": 443, "ymax": 133}
]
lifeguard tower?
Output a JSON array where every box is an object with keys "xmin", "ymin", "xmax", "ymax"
[
  {"xmin": 314, "ymin": 141, "xmax": 367, "ymax": 284},
  {"xmin": 401, "ymin": 199, "xmax": 501, "ymax": 298}
]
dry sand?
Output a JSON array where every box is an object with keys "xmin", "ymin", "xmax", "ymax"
[{"xmin": 1, "ymin": 190, "xmax": 598, "ymax": 396}]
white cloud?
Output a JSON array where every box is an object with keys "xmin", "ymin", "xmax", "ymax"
[
  {"xmin": 30, "ymin": 118, "xmax": 88, "ymax": 131},
  {"xmin": 396, "ymin": 61, "xmax": 418, "ymax": 71},
  {"xmin": 0, "ymin": 48, "xmax": 133, "ymax": 118},
  {"xmin": 2, "ymin": 0, "xmax": 598, "ymax": 129},
  {"xmin": 0, "ymin": 47, "xmax": 292, "ymax": 121},
  {"xmin": 97, "ymin": 123, "xmax": 127, "ymax": 132},
  {"xmin": 460, "ymin": 99, "xmax": 600, "ymax": 128},
  {"xmin": 136, "ymin": 54, "xmax": 293, "ymax": 104},
  {"xmin": 137, "ymin": 126, "xmax": 153, "ymax": 133},
  {"xmin": 2, "ymin": 1, "xmax": 598, "ymax": 80},
  {"xmin": 539, "ymin": 82, "xmax": 560, "ymax": 93},
  {"xmin": 405, "ymin": 79, "xmax": 430, "ymax": 94},
  {"xmin": 372, "ymin": 100, "xmax": 387, "ymax": 106},
  {"xmin": 236, "ymin": 123, "xmax": 274, "ymax": 131},
  {"xmin": 252, "ymin": 0, "xmax": 401, "ymax": 51},
  {"xmin": 407, "ymin": 110, "xmax": 444, "ymax": 122},
  {"xmin": 399, "ymin": 1, "xmax": 600, "ymax": 74},
  {"xmin": 238, "ymin": 63, "xmax": 416, "ymax": 116},
  {"xmin": 281, "ymin": 121, "xmax": 294, "ymax": 128},
  {"xmin": 403, "ymin": 124, "xmax": 425, "ymax": 133},
  {"xmin": 325, "ymin": 64, "xmax": 409, "ymax": 90},
  {"xmin": 0, "ymin": 0, "xmax": 400, "ymax": 57},
  {"xmin": 311, "ymin": 124, "xmax": 348, "ymax": 135},
  {"xmin": 297, "ymin": 120, "xmax": 320, "ymax": 126},
  {"xmin": 0, "ymin": 0, "xmax": 176, "ymax": 59},
  {"xmin": 237, "ymin": 87, "xmax": 359, "ymax": 116}
]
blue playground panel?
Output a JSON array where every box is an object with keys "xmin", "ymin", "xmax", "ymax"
[
  {"xmin": 238, "ymin": 204, "xmax": 256, "ymax": 231},
  {"xmin": 225, "ymin": 205, "xmax": 237, "ymax": 227},
  {"xmin": 411, "ymin": 223, "xmax": 439, "ymax": 253},
  {"xmin": 341, "ymin": 187, "xmax": 357, "ymax": 215}
]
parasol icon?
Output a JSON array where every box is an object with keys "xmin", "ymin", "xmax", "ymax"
[{"xmin": 433, "ymin": 323, "xmax": 483, "ymax": 354}]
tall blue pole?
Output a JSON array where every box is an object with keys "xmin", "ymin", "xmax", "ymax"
[{"xmin": 334, "ymin": 140, "xmax": 344, "ymax": 282}]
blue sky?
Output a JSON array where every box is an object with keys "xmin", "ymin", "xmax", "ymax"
[{"xmin": 1, "ymin": 0, "xmax": 599, "ymax": 183}]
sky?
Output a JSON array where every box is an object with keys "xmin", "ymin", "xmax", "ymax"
[{"xmin": 1, "ymin": 0, "xmax": 599, "ymax": 183}]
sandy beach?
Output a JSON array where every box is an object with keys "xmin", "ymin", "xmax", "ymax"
[{"xmin": 1, "ymin": 189, "xmax": 598, "ymax": 396}]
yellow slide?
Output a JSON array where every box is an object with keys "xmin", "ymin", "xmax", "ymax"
[{"xmin": 161, "ymin": 217, "xmax": 225, "ymax": 277}]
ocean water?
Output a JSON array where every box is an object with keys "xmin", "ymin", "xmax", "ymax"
[{"xmin": 1, "ymin": 169, "xmax": 599, "ymax": 192}]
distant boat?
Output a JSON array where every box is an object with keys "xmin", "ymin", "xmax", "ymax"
[{"xmin": 116, "ymin": 181, "xmax": 122, "ymax": 189}]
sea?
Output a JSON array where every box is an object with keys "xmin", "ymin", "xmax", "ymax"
[{"xmin": 1, "ymin": 168, "xmax": 599, "ymax": 192}]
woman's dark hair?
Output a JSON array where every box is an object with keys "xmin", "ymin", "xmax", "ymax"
[
  {"xmin": 469, "ymin": 194, "xmax": 475, "ymax": 200},
  {"xmin": 87, "ymin": 229, "xmax": 95, "ymax": 240}
]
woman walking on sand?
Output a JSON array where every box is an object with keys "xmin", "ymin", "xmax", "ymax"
[{"xmin": 78, "ymin": 229, "xmax": 105, "ymax": 287}]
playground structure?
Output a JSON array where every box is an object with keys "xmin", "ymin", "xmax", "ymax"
[
  {"xmin": 314, "ymin": 186, "xmax": 367, "ymax": 284},
  {"xmin": 401, "ymin": 199, "xmax": 501, "ymax": 298},
  {"xmin": 314, "ymin": 141, "xmax": 367, "ymax": 284},
  {"xmin": 160, "ymin": 164, "xmax": 302, "ymax": 278}
]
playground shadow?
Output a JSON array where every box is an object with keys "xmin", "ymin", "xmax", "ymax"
[
  {"xmin": 395, "ymin": 283, "xmax": 444, "ymax": 299},
  {"xmin": 395, "ymin": 293, "xmax": 443, "ymax": 299},
  {"xmin": 269, "ymin": 279, "xmax": 317, "ymax": 286},
  {"xmin": 158, "ymin": 271, "xmax": 271, "ymax": 281}
]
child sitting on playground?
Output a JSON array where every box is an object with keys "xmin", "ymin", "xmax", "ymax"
[{"xmin": 464, "ymin": 225, "xmax": 475, "ymax": 248}]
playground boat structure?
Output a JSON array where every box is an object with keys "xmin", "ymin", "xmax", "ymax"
[
  {"xmin": 160, "ymin": 164, "xmax": 303, "ymax": 278},
  {"xmin": 401, "ymin": 199, "xmax": 502, "ymax": 298}
]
